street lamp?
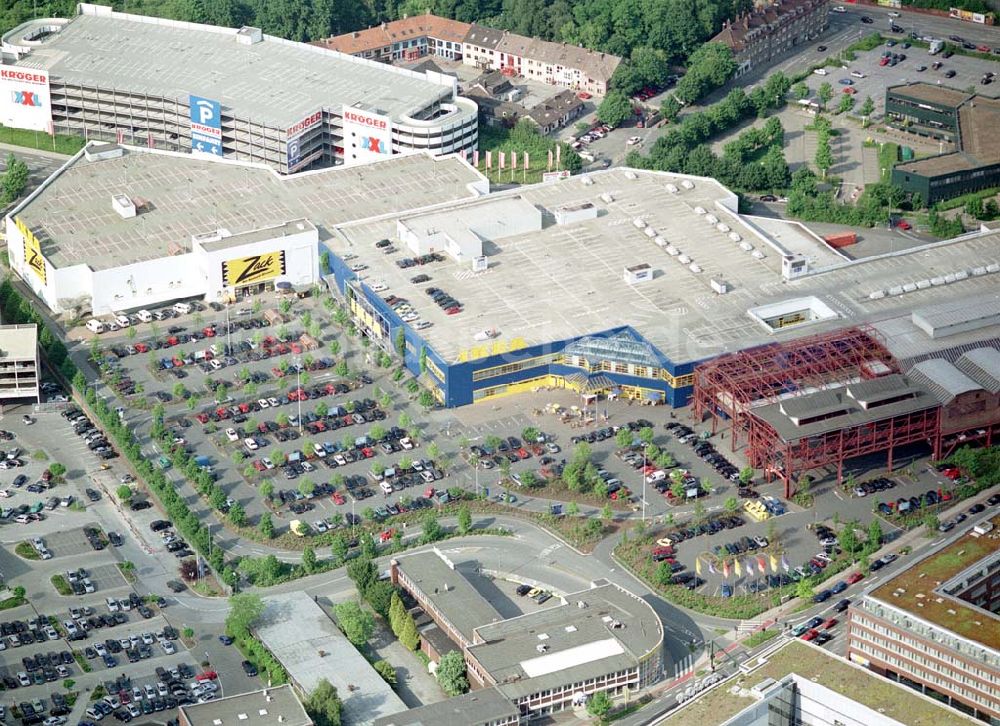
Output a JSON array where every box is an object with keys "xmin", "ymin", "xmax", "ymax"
[{"xmin": 293, "ymin": 355, "xmax": 303, "ymax": 434}]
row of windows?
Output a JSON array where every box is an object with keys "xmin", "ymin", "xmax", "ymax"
[
  {"xmin": 851, "ymin": 639, "xmax": 999, "ymax": 711},
  {"xmin": 852, "ymin": 614, "xmax": 1000, "ymax": 688},
  {"xmin": 471, "ymin": 353, "xmax": 693, "ymax": 387},
  {"xmin": 519, "ymin": 668, "xmax": 637, "ymax": 706}
]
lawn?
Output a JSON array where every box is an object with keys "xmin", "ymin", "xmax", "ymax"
[
  {"xmin": 50, "ymin": 574, "xmax": 72, "ymax": 596},
  {"xmin": 0, "ymin": 125, "xmax": 85, "ymax": 155},
  {"xmin": 13, "ymin": 541, "xmax": 39, "ymax": 560}
]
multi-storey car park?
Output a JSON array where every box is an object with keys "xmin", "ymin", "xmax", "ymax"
[
  {"xmin": 0, "ymin": 3, "xmax": 478, "ymax": 173},
  {"xmin": 848, "ymin": 514, "xmax": 1000, "ymax": 724}
]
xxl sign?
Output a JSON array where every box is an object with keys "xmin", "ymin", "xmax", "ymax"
[
  {"xmin": 0, "ymin": 67, "xmax": 51, "ymax": 132},
  {"xmin": 341, "ymin": 106, "xmax": 392, "ymax": 165},
  {"xmin": 189, "ymin": 94, "xmax": 223, "ymax": 156},
  {"xmin": 14, "ymin": 217, "xmax": 47, "ymax": 285},
  {"xmin": 222, "ymin": 251, "xmax": 286, "ymax": 288}
]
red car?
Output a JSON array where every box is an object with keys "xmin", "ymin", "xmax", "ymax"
[
  {"xmin": 195, "ymin": 671, "xmax": 218, "ymax": 681},
  {"xmin": 331, "ymin": 492, "xmax": 346, "ymax": 505},
  {"xmin": 938, "ymin": 489, "xmax": 953, "ymax": 501},
  {"xmin": 253, "ymin": 460, "xmax": 266, "ymax": 472},
  {"xmin": 942, "ymin": 467, "xmax": 961, "ymax": 480},
  {"xmin": 843, "ymin": 87, "xmax": 856, "ymax": 95},
  {"xmin": 272, "ymin": 367, "xmax": 285, "ymax": 378},
  {"xmin": 578, "ymin": 91, "xmax": 592, "ymax": 100},
  {"xmin": 379, "ymin": 528, "xmax": 396, "ymax": 543},
  {"xmin": 821, "ymin": 617, "xmax": 839, "ymax": 629},
  {"xmin": 516, "ymin": 447, "xmax": 531, "ymax": 460},
  {"xmin": 195, "ymin": 413, "xmax": 210, "ymax": 424},
  {"xmin": 896, "ymin": 219, "xmax": 912, "ymax": 230},
  {"xmin": 800, "ymin": 629, "xmax": 819, "ymax": 641},
  {"xmin": 846, "ymin": 572, "xmax": 865, "ymax": 585}
]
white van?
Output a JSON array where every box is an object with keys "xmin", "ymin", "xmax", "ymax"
[
  {"xmin": 136, "ymin": 309, "xmax": 153, "ymax": 323},
  {"xmin": 114, "ymin": 314, "xmax": 130, "ymax": 328},
  {"xmin": 172, "ymin": 302, "xmax": 192, "ymax": 315},
  {"xmin": 86, "ymin": 319, "xmax": 105, "ymax": 334},
  {"xmin": 379, "ymin": 481, "xmax": 393, "ymax": 495}
]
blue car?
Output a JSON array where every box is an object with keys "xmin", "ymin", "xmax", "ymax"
[
  {"xmin": 721, "ymin": 584, "xmax": 733, "ymax": 598},
  {"xmin": 831, "ymin": 581, "xmax": 848, "ymax": 594},
  {"xmin": 813, "ymin": 589, "xmax": 833, "ymax": 603}
]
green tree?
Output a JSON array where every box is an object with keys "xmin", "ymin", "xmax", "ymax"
[
  {"xmin": 795, "ymin": 578, "xmax": 815, "ymax": 600},
  {"xmin": 597, "ymin": 90, "xmax": 633, "ymax": 127},
  {"xmin": 815, "ymin": 134, "xmax": 833, "ymax": 178},
  {"xmin": 838, "ymin": 523, "xmax": 859, "ymax": 559},
  {"xmin": 334, "ymin": 601, "xmax": 375, "ymax": 646},
  {"xmin": 859, "ymin": 96, "xmax": 875, "ymax": 125},
  {"xmin": 566, "ymin": 501, "xmax": 580, "ymax": 516},
  {"xmin": 421, "ymin": 511, "xmax": 443, "ymax": 543},
  {"xmin": 693, "ymin": 500, "xmax": 706, "ymax": 522},
  {"xmin": 660, "ymin": 94, "xmax": 682, "ymax": 122},
  {"xmin": 868, "ymin": 519, "xmax": 883, "ymax": 548},
  {"xmin": 793, "ymin": 81, "xmax": 809, "ymax": 100},
  {"xmin": 258, "ymin": 512, "xmax": 275, "ymax": 539},
  {"xmin": 347, "ymin": 556, "xmax": 377, "ymax": 593},
  {"xmin": 817, "ymin": 82, "xmax": 834, "ymax": 110},
  {"xmin": 601, "ymin": 503, "xmax": 613, "ymax": 521},
  {"xmin": 260, "ymin": 481, "xmax": 274, "ymax": 500},
  {"xmin": 2, "ymin": 153, "xmax": 29, "ymax": 204},
  {"xmin": 228, "ymin": 501, "xmax": 246, "ymax": 527},
  {"xmin": 331, "ymin": 534, "xmax": 349, "ymax": 564},
  {"xmin": 225, "ymin": 593, "xmax": 265, "ymax": 636},
  {"xmin": 587, "ymin": 691, "xmax": 613, "ymax": 719},
  {"xmin": 436, "ymin": 651, "xmax": 469, "ymax": 696},
  {"xmin": 738, "ymin": 467, "xmax": 754, "ymax": 485},
  {"xmin": 838, "ymin": 93, "xmax": 855, "ymax": 115},
  {"xmin": 302, "ymin": 546, "xmax": 317, "ymax": 574},
  {"xmin": 373, "ymin": 660, "xmax": 397, "ymax": 686},
  {"xmin": 116, "ymin": 485, "xmax": 133, "ymax": 501},
  {"xmin": 521, "ymin": 426, "xmax": 540, "ymax": 443},
  {"xmin": 724, "ymin": 496, "xmax": 739, "ymax": 515},
  {"xmin": 638, "ymin": 426, "xmax": 655, "ymax": 446},
  {"xmin": 48, "ymin": 462, "xmax": 66, "ymax": 478},
  {"xmin": 303, "ymin": 679, "xmax": 343, "ymax": 726},
  {"xmin": 299, "ymin": 478, "xmax": 316, "ymax": 498},
  {"xmin": 616, "ymin": 427, "xmax": 633, "ymax": 448},
  {"xmin": 457, "ymin": 505, "xmax": 472, "ymax": 535},
  {"xmin": 417, "ymin": 389, "xmax": 436, "ymax": 410}
]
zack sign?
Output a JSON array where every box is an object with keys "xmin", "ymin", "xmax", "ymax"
[
  {"xmin": 15, "ymin": 217, "xmax": 47, "ymax": 285},
  {"xmin": 222, "ymin": 251, "xmax": 286, "ymax": 288},
  {"xmin": 0, "ymin": 68, "xmax": 52, "ymax": 132},
  {"xmin": 189, "ymin": 94, "xmax": 223, "ymax": 156}
]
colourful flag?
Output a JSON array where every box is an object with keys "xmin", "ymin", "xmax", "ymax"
[
  {"xmin": 147, "ymin": 132, "xmax": 154, "ymax": 148},
  {"xmin": 499, "ymin": 151, "xmax": 506, "ymax": 169},
  {"xmin": 722, "ymin": 560, "xmax": 730, "ymax": 579},
  {"xmin": 708, "ymin": 560, "xmax": 717, "ymax": 575},
  {"xmin": 524, "ymin": 152, "xmax": 529, "ymax": 170},
  {"xmin": 556, "ymin": 143, "xmax": 561, "ymax": 166},
  {"xmin": 473, "ymin": 149, "xmax": 480, "ymax": 167},
  {"xmin": 486, "ymin": 150, "xmax": 492, "ymax": 169},
  {"xmin": 744, "ymin": 558, "xmax": 754, "ymax": 576},
  {"xmin": 695, "ymin": 558, "xmax": 702, "ymax": 576},
  {"xmin": 781, "ymin": 554, "xmax": 790, "ymax": 572},
  {"xmin": 757, "ymin": 554, "xmax": 767, "ymax": 573},
  {"xmin": 734, "ymin": 558, "xmax": 742, "ymax": 577},
  {"xmin": 770, "ymin": 554, "xmax": 779, "ymax": 573},
  {"xmin": 462, "ymin": 148, "xmax": 469, "ymax": 162},
  {"xmin": 116, "ymin": 129, "xmax": 124, "ymax": 144},
  {"xmin": 547, "ymin": 149, "xmax": 553, "ymax": 170},
  {"xmin": 511, "ymin": 151, "xmax": 517, "ymax": 170}
]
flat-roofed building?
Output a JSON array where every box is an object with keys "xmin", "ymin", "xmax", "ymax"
[
  {"xmin": 661, "ymin": 639, "xmax": 981, "ymax": 726},
  {"xmin": 390, "ymin": 550, "xmax": 663, "ymax": 721},
  {"xmin": 0, "ymin": 325, "xmax": 39, "ymax": 403},
  {"xmin": 372, "ymin": 687, "xmax": 518, "ymax": 726},
  {"xmin": 847, "ymin": 515, "xmax": 1000, "ymax": 724},
  {"xmin": 178, "ymin": 685, "xmax": 311, "ymax": 726},
  {"xmin": 1, "ymin": 4, "xmax": 478, "ymax": 173}
]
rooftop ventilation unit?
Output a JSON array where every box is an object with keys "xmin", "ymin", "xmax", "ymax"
[
  {"xmin": 633, "ymin": 218, "xmax": 647, "ymax": 229},
  {"xmin": 705, "ymin": 214, "xmax": 719, "ymax": 225},
  {"xmin": 654, "ymin": 236, "xmax": 667, "ymax": 247},
  {"xmin": 711, "ymin": 279, "xmax": 729, "ymax": 294},
  {"xmin": 665, "ymin": 183, "xmax": 678, "ymax": 193},
  {"xmin": 623, "ymin": 170, "xmax": 637, "ymax": 179},
  {"xmin": 644, "ymin": 227, "xmax": 657, "ymax": 238},
  {"xmin": 751, "ymin": 250, "xmax": 765, "ymax": 260},
  {"xmin": 600, "ymin": 192, "xmax": 614, "ymax": 204},
  {"xmin": 678, "ymin": 254, "xmax": 691, "ymax": 265},
  {"xmin": 987, "ymin": 263, "xmax": 1000, "ymax": 273},
  {"xmin": 236, "ymin": 26, "xmax": 263, "ymax": 44},
  {"xmin": 681, "ymin": 179, "xmax": 695, "ymax": 189},
  {"xmin": 869, "ymin": 290, "xmax": 886, "ymax": 300},
  {"xmin": 665, "ymin": 245, "xmax": 680, "ymax": 256},
  {"xmin": 728, "ymin": 232, "xmax": 742, "ymax": 243},
  {"xmin": 112, "ymin": 194, "xmax": 136, "ymax": 219},
  {"xmin": 716, "ymin": 223, "xmax": 730, "ymax": 233},
  {"xmin": 689, "ymin": 263, "xmax": 702, "ymax": 273},
  {"xmin": 693, "ymin": 206, "xmax": 706, "ymax": 215},
  {"xmin": 580, "ymin": 175, "xmax": 593, "ymax": 185},
  {"xmin": 739, "ymin": 241, "xmax": 754, "ymax": 252}
]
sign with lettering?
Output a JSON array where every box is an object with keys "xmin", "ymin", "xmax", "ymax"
[
  {"xmin": 222, "ymin": 251, "xmax": 286, "ymax": 287},
  {"xmin": 15, "ymin": 217, "xmax": 47, "ymax": 285},
  {"xmin": 0, "ymin": 68, "xmax": 51, "ymax": 132},
  {"xmin": 341, "ymin": 105, "xmax": 392, "ymax": 165}
]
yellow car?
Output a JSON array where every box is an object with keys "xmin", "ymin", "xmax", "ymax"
[
  {"xmin": 527, "ymin": 587, "xmax": 542, "ymax": 598},
  {"xmin": 656, "ymin": 537, "xmax": 675, "ymax": 547}
]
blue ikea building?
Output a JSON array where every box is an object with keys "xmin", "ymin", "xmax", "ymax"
[{"xmin": 325, "ymin": 252, "xmax": 701, "ymax": 409}]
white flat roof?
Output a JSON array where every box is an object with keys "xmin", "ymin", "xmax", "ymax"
[{"xmin": 519, "ymin": 638, "xmax": 624, "ymax": 678}]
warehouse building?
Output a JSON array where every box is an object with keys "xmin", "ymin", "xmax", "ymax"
[
  {"xmin": 887, "ymin": 83, "xmax": 1000, "ymax": 203},
  {"xmin": 389, "ymin": 550, "xmax": 663, "ymax": 720},
  {"xmin": 0, "ymin": 325, "xmax": 39, "ymax": 403},
  {"xmin": 326, "ymin": 166, "xmax": 1000, "ymax": 408},
  {"xmin": 847, "ymin": 514, "xmax": 1000, "ymax": 724},
  {"xmin": 0, "ymin": 3, "xmax": 478, "ymax": 173},
  {"xmin": 4, "ymin": 144, "xmax": 487, "ymax": 316},
  {"xmin": 179, "ymin": 686, "xmax": 312, "ymax": 726}
]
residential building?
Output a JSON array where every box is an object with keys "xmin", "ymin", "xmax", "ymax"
[
  {"xmin": 373, "ymin": 687, "xmax": 518, "ymax": 726},
  {"xmin": 390, "ymin": 549, "xmax": 664, "ymax": 720},
  {"xmin": 524, "ymin": 90, "xmax": 585, "ymax": 133},
  {"xmin": 0, "ymin": 324, "xmax": 39, "ymax": 403},
  {"xmin": 847, "ymin": 514, "xmax": 1000, "ymax": 724},
  {"xmin": 711, "ymin": 0, "xmax": 830, "ymax": 77},
  {"xmin": 312, "ymin": 14, "xmax": 470, "ymax": 62},
  {"xmin": 462, "ymin": 24, "xmax": 621, "ymax": 96},
  {"xmin": 887, "ymin": 83, "xmax": 1000, "ymax": 203},
  {"xmin": 660, "ymin": 639, "xmax": 981, "ymax": 726},
  {"xmin": 178, "ymin": 686, "xmax": 312, "ymax": 726}
]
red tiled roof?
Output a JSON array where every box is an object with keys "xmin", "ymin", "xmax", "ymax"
[{"xmin": 314, "ymin": 14, "xmax": 470, "ymax": 56}]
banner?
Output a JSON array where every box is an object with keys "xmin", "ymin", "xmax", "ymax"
[
  {"xmin": 222, "ymin": 251, "xmax": 286, "ymax": 288},
  {"xmin": 0, "ymin": 67, "xmax": 52, "ymax": 133},
  {"xmin": 341, "ymin": 106, "xmax": 392, "ymax": 165},
  {"xmin": 189, "ymin": 94, "xmax": 223, "ymax": 156},
  {"xmin": 770, "ymin": 554, "xmax": 779, "ymax": 573},
  {"xmin": 695, "ymin": 558, "xmax": 702, "ymax": 576},
  {"xmin": 15, "ymin": 217, "xmax": 47, "ymax": 285}
]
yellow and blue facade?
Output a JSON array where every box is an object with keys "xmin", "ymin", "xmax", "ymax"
[{"xmin": 327, "ymin": 250, "xmax": 701, "ymax": 408}]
